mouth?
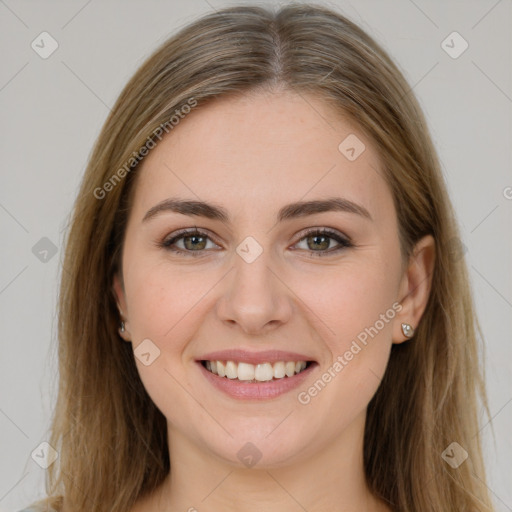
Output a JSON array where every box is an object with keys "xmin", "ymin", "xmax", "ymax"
[
  {"xmin": 196, "ymin": 354, "xmax": 318, "ymax": 400},
  {"xmin": 200, "ymin": 359, "xmax": 313, "ymax": 382}
]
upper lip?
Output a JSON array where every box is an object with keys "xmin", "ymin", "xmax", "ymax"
[{"xmin": 197, "ymin": 349, "xmax": 316, "ymax": 365}]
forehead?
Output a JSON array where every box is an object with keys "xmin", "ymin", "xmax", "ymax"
[{"xmin": 129, "ymin": 90, "xmax": 392, "ymax": 224}]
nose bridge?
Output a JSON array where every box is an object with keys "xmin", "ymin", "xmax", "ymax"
[
  {"xmin": 216, "ymin": 238, "xmax": 291, "ymax": 333},
  {"xmin": 233, "ymin": 246, "xmax": 274, "ymax": 299}
]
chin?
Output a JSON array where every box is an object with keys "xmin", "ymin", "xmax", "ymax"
[{"xmin": 203, "ymin": 428, "xmax": 315, "ymax": 470}]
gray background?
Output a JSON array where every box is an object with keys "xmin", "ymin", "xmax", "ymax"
[{"xmin": 0, "ymin": 0, "xmax": 511, "ymax": 510}]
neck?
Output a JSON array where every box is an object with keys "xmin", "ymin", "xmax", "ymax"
[{"xmin": 149, "ymin": 410, "xmax": 391, "ymax": 512}]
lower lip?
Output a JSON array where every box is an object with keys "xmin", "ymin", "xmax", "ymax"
[{"xmin": 197, "ymin": 361, "xmax": 317, "ymax": 400}]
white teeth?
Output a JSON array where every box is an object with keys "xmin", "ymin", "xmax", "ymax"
[
  {"xmin": 225, "ymin": 361, "xmax": 238, "ymax": 379},
  {"xmin": 273, "ymin": 361, "xmax": 286, "ymax": 378},
  {"xmin": 203, "ymin": 359, "xmax": 310, "ymax": 381},
  {"xmin": 285, "ymin": 361, "xmax": 296, "ymax": 377},
  {"xmin": 237, "ymin": 362, "xmax": 255, "ymax": 381},
  {"xmin": 255, "ymin": 363, "xmax": 274, "ymax": 381}
]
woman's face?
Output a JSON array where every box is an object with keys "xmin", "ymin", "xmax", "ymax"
[{"xmin": 113, "ymin": 89, "xmax": 424, "ymax": 468}]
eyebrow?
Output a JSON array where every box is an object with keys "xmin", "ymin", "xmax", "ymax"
[{"xmin": 142, "ymin": 196, "xmax": 372, "ymax": 224}]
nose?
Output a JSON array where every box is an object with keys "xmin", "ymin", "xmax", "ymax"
[{"xmin": 216, "ymin": 249, "xmax": 293, "ymax": 335}]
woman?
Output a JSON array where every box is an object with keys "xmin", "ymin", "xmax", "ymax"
[{"xmin": 21, "ymin": 3, "xmax": 495, "ymax": 511}]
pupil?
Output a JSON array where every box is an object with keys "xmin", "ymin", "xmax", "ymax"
[
  {"xmin": 310, "ymin": 235, "xmax": 328, "ymax": 250},
  {"xmin": 185, "ymin": 235, "xmax": 205, "ymax": 250}
]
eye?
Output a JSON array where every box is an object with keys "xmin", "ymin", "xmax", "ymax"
[
  {"xmin": 160, "ymin": 228, "xmax": 220, "ymax": 257},
  {"xmin": 292, "ymin": 228, "xmax": 353, "ymax": 257}
]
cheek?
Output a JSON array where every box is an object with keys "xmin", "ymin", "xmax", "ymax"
[
  {"xmin": 124, "ymin": 261, "xmax": 209, "ymax": 341},
  {"xmin": 301, "ymin": 258, "xmax": 399, "ymax": 350},
  {"xmin": 123, "ymin": 264, "xmax": 210, "ymax": 422},
  {"xmin": 293, "ymin": 258, "xmax": 399, "ymax": 415}
]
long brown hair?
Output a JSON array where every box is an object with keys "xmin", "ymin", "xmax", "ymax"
[{"xmin": 30, "ymin": 4, "xmax": 494, "ymax": 511}]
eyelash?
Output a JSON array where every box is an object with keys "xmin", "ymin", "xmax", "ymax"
[{"xmin": 159, "ymin": 227, "xmax": 353, "ymax": 258}]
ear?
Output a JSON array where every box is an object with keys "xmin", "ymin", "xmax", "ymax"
[
  {"xmin": 393, "ymin": 234, "xmax": 436, "ymax": 344},
  {"xmin": 112, "ymin": 272, "xmax": 131, "ymax": 342}
]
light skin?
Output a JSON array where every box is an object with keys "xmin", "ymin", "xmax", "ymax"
[{"xmin": 113, "ymin": 88, "xmax": 435, "ymax": 512}]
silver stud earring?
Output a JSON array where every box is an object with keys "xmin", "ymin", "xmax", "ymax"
[
  {"xmin": 119, "ymin": 321, "xmax": 125, "ymax": 333},
  {"xmin": 401, "ymin": 322, "xmax": 414, "ymax": 338}
]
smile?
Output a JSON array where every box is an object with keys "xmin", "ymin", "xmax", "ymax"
[
  {"xmin": 197, "ymin": 355, "xmax": 318, "ymax": 400},
  {"xmin": 202, "ymin": 360, "xmax": 310, "ymax": 382}
]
